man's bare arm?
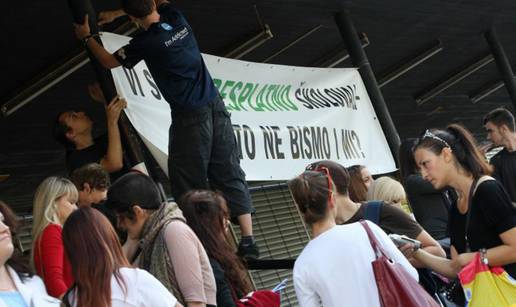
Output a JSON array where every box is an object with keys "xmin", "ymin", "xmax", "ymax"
[{"xmin": 100, "ymin": 97, "xmax": 126, "ymax": 172}]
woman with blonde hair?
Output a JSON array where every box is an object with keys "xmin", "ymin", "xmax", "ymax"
[
  {"xmin": 31, "ymin": 176, "xmax": 78, "ymax": 298},
  {"xmin": 367, "ymin": 176, "xmax": 407, "ymax": 210}
]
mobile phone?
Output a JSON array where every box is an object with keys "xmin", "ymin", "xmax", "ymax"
[{"xmin": 388, "ymin": 234, "xmax": 421, "ymax": 250}]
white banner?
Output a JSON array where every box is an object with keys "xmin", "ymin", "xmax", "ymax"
[{"xmin": 100, "ymin": 32, "xmax": 396, "ymax": 180}]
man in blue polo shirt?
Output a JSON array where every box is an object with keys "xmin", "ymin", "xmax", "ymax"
[{"xmin": 73, "ymin": 0, "xmax": 258, "ymax": 259}]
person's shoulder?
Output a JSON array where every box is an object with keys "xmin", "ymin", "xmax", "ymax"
[
  {"xmin": 22, "ymin": 273, "xmax": 46, "ymax": 291},
  {"xmin": 406, "ymin": 174, "xmax": 422, "ymax": 184},
  {"xmin": 405, "ymin": 174, "xmax": 430, "ymax": 189},
  {"xmin": 491, "ymin": 148, "xmax": 509, "ymax": 161},
  {"xmin": 477, "ymin": 177, "xmax": 500, "ymax": 189},
  {"xmin": 158, "ymin": 2, "xmax": 185, "ymax": 20},
  {"xmin": 165, "ymin": 219, "xmax": 191, "ymax": 233},
  {"xmin": 380, "ymin": 202, "xmax": 411, "ymax": 219},
  {"xmin": 163, "ymin": 219, "xmax": 198, "ymax": 244},
  {"xmin": 42, "ymin": 223, "xmax": 63, "ymax": 235},
  {"xmin": 20, "ymin": 274, "xmax": 61, "ymax": 304},
  {"xmin": 476, "ymin": 177, "xmax": 505, "ymax": 196}
]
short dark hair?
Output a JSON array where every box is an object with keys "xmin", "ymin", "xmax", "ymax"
[
  {"xmin": 52, "ymin": 112, "xmax": 73, "ymax": 148},
  {"xmin": 306, "ymin": 160, "xmax": 350, "ymax": 196},
  {"xmin": 483, "ymin": 107, "xmax": 515, "ymax": 132},
  {"xmin": 122, "ymin": 0, "xmax": 156, "ymax": 18},
  {"xmin": 71, "ymin": 163, "xmax": 110, "ymax": 191},
  {"xmin": 105, "ymin": 172, "xmax": 162, "ymax": 216}
]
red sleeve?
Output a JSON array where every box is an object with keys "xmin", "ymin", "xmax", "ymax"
[{"xmin": 37, "ymin": 224, "xmax": 70, "ymax": 297}]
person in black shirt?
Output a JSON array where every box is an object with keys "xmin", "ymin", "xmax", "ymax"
[
  {"xmin": 53, "ymin": 94, "xmax": 127, "ymax": 179},
  {"xmin": 398, "ymin": 138, "xmax": 451, "ymax": 242},
  {"xmin": 408, "ymin": 124, "xmax": 516, "ymax": 280},
  {"xmin": 483, "ymin": 107, "xmax": 516, "ymax": 203},
  {"xmin": 73, "ymin": 0, "xmax": 258, "ymax": 259}
]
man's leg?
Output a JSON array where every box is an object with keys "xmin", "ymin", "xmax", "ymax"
[
  {"xmin": 207, "ymin": 98, "xmax": 258, "ymax": 259},
  {"xmin": 168, "ymin": 108, "xmax": 212, "ymax": 201}
]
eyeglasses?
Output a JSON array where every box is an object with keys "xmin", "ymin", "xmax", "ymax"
[{"xmin": 421, "ymin": 129, "xmax": 451, "ymax": 148}]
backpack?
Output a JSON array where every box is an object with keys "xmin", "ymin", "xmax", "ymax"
[{"xmin": 363, "ymin": 200, "xmax": 383, "ymax": 225}]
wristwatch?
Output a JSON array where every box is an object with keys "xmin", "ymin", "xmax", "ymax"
[
  {"xmin": 479, "ymin": 248, "xmax": 489, "ymax": 265},
  {"xmin": 82, "ymin": 34, "xmax": 97, "ymax": 46}
]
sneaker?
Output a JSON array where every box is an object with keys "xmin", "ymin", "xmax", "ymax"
[{"xmin": 238, "ymin": 240, "xmax": 260, "ymax": 260}]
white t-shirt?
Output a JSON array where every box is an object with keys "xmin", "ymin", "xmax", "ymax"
[
  {"xmin": 70, "ymin": 268, "xmax": 178, "ymax": 307},
  {"xmin": 293, "ymin": 221, "xmax": 418, "ymax": 307}
]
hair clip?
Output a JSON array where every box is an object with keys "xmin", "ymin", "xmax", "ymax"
[{"xmin": 422, "ymin": 130, "xmax": 451, "ymax": 148}]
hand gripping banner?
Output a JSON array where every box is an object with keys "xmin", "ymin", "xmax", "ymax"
[{"xmin": 100, "ymin": 32, "xmax": 396, "ymax": 180}]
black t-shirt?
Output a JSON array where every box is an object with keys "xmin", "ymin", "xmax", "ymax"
[
  {"xmin": 66, "ymin": 134, "xmax": 128, "ymax": 181},
  {"xmin": 209, "ymin": 258, "xmax": 237, "ymax": 307},
  {"xmin": 490, "ymin": 148, "xmax": 516, "ymax": 203},
  {"xmin": 405, "ymin": 174, "xmax": 450, "ymax": 240},
  {"xmin": 345, "ymin": 202, "xmax": 423, "ymax": 239},
  {"xmin": 449, "ymin": 179, "xmax": 516, "ymax": 278},
  {"xmin": 114, "ymin": 3, "xmax": 217, "ymax": 111}
]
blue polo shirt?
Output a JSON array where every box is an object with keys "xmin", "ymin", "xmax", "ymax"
[{"xmin": 114, "ymin": 4, "xmax": 217, "ymax": 111}]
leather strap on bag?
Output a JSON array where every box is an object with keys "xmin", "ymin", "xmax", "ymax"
[
  {"xmin": 360, "ymin": 220, "xmax": 387, "ymax": 259},
  {"xmin": 464, "ymin": 176, "xmax": 494, "ymax": 252}
]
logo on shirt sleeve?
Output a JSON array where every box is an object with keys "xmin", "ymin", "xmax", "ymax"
[
  {"xmin": 117, "ymin": 48, "xmax": 127, "ymax": 60},
  {"xmin": 161, "ymin": 23, "xmax": 173, "ymax": 31}
]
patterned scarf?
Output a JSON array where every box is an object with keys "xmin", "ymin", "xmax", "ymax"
[{"xmin": 139, "ymin": 202, "xmax": 186, "ymax": 304}]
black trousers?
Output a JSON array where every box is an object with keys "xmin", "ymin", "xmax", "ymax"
[{"xmin": 168, "ymin": 96, "xmax": 254, "ymax": 221}]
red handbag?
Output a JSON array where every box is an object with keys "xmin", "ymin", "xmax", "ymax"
[
  {"xmin": 236, "ymin": 290, "xmax": 281, "ymax": 307},
  {"xmin": 360, "ymin": 220, "xmax": 439, "ymax": 307}
]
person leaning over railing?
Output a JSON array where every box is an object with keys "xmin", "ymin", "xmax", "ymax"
[
  {"xmin": 0, "ymin": 201, "xmax": 59, "ymax": 307},
  {"xmin": 61, "ymin": 207, "xmax": 182, "ymax": 307}
]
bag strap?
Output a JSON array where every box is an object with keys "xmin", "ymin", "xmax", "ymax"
[
  {"xmin": 359, "ymin": 220, "xmax": 386, "ymax": 259},
  {"xmin": 464, "ymin": 176, "xmax": 494, "ymax": 252},
  {"xmin": 364, "ymin": 201, "xmax": 382, "ymax": 225}
]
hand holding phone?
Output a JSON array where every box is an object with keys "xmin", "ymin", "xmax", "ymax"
[{"xmin": 388, "ymin": 234, "xmax": 421, "ymax": 250}]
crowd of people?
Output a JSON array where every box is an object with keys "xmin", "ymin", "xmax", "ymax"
[
  {"xmin": 2, "ymin": 0, "xmax": 516, "ymax": 306},
  {"xmin": 2, "ymin": 108, "xmax": 514, "ymax": 306},
  {"xmin": 292, "ymin": 115, "xmax": 516, "ymax": 306}
]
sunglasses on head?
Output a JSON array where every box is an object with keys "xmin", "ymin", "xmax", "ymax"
[{"xmin": 304, "ymin": 164, "xmax": 334, "ymax": 206}]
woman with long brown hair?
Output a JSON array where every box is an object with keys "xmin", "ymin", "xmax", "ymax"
[
  {"xmin": 407, "ymin": 124, "xmax": 516, "ymax": 284},
  {"xmin": 179, "ymin": 190, "xmax": 253, "ymax": 307},
  {"xmin": 62, "ymin": 207, "xmax": 181, "ymax": 307},
  {"xmin": 347, "ymin": 165, "xmax": 373, "ymax": 202}
]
